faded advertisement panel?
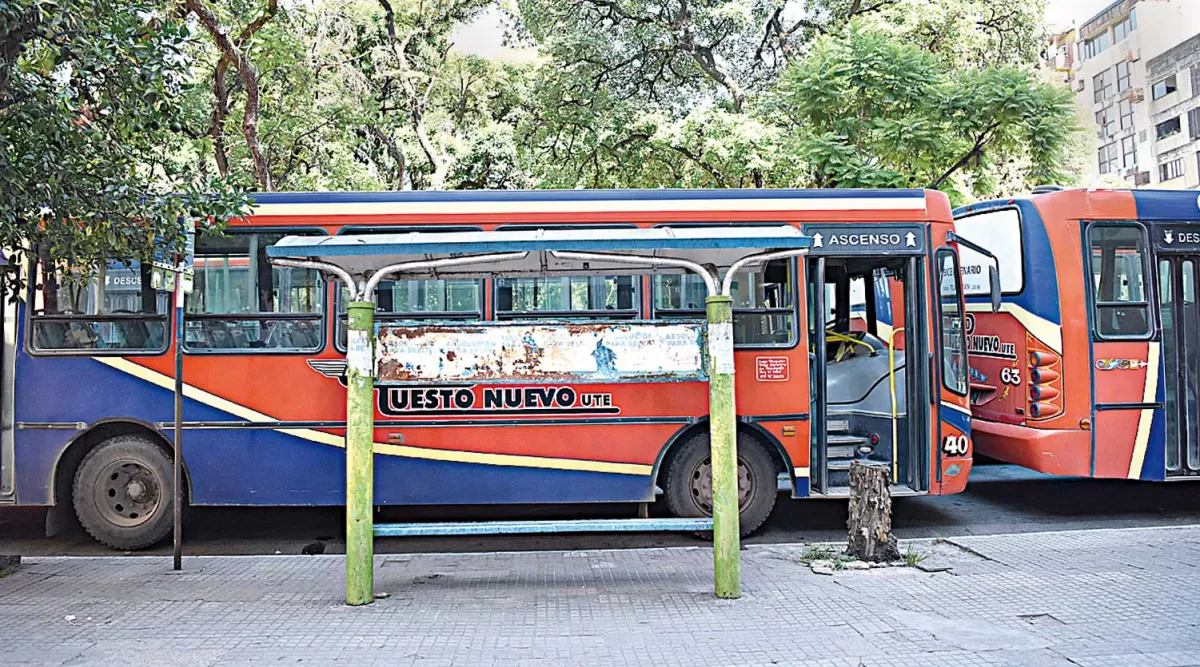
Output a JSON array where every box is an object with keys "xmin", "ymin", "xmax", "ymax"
[{"xmin": 376, "ymin": 321, "xmax": 706, "ymax": 384}]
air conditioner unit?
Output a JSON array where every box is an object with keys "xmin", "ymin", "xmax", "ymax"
[
  {"xmin": 1139, "ymin": 130, "xmax": 1148, "ymax": 143},
  {"xmin": 1130, "ymin": 88, "xmax": 1145, "ymax": 102},
  {"xmin": 1133, "ymin": 171, "xmax": 1152, "ymax": 186},
  {"xmin": 1076, "ymin": 80, "xmax": 1087, "ymax": 92}
]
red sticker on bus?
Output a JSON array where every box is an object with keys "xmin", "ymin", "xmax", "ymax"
[{"xmin": 755, "ymin": 356, "xmax": 789, "ymax": 382}]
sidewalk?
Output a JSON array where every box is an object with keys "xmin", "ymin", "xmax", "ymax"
[{"xmin": 3, "ymin": 525, "xmax": 1199, "ymax": 667}]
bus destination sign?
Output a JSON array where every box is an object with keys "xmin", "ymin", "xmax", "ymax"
[
  {"xmin": 1153, "ymin": 226, "xmax": 1200, "ymax": 253},
  {"xmin": 801, "ymin": 224, "xmax": 925, "ymax": 256}
]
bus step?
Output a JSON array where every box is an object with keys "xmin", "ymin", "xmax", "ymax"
[
  {"xmin": 373, "ymin": 517, "xmax": 714, "ymax": 537},
  {"xmin": 827, "ymin": 434, "xmax": 869, "ymax": 447},
  {"xmin": 827, "ymin": 419, "xmax": 851, "ymax": 433}
]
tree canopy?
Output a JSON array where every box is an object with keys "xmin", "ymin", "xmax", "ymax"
[
  {"xmin": 1, "ymin": 0, "xmax": 1080, "ymax": 284},
  {"xmin": 1, "ymin": 1, "xmax": 248, "ymax": 291}
]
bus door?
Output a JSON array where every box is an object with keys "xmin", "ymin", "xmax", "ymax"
[
  {"xmin": 804, "ymin": 224, "xmax": 930, "ymax": 495},
  {"xmin": 1086, "ymin": 223, "xmax": 1162, "ymax": 479},
  {"xmin": 1151, "ymin": 223, "xmax": 1200, "ymax": 477}
]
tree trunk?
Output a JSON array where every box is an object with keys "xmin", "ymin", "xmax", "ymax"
[{"xmin": 846, "ymin": 461, "xmax": 900, "ymax": 562}]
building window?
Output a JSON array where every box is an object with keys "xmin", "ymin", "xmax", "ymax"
[
  {"xmin": 1121, "ymin": 136, "xmax": 1137, "ymax": 168},
  {"xmin": 1093, "ymin": 69, "xmax": 1114, "ymax": 103},
  {"xmin": 1113, "ymin": 15, "xmax": 1135, "ymax": 42},
  {"xmin": 1119, "ymin": 99, "xmax": 1135, "ymax": 130},
  {"xmin": 1159, "ymin": 158, "xmax": 1184, "ymax": 182},
  {"xmin": 1098, "ymin": 142, "xmax": 1120, "ymax": 174},
  {"xmin": 1096, "ymin": 106, "xmax": 1116, "ymax": 138},
  {"xmin": 1152, "ymin": 74, "xmax": 1178, "ymax": 100},
  {"xmin": 1189, "ymin": 107, "xmax": 1200, "ymax": 140},
  {"xmin": 1157, "ymin": 116, "xmax": 1182, "ymax": 140},
  {"xmin": 1081, "ymin": 32, "xmax": 1111, "ymax": 60},
  {"xmin": 1116, "ymin": 61, "xmax": 1132, "ymax": 92}
]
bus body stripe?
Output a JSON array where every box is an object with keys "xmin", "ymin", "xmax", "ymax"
[
  {"xmin": 252, "ymin": 197, "xmax": 926, "ymax": 218},
  {"xmin": 967, "ymin": 302, "xmax": 1063, "ymax": 354},
  {"xmin": 92, "ymin": 357, "xmax": 653, "ymax": 476},
  {"xmin": 1127, "ymin": 343, "xmax": 1160, "ymax": 479}
]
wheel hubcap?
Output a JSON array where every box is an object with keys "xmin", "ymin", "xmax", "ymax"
[
  {"xmin": 93, "ymin": 460, "xmax": 161, "ymax": 527},
  {"xmin": 688, "ymin": 456, "xmax": 755, "ymax": 515}
]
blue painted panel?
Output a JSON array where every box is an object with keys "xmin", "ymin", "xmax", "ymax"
[
  {"xmin": 1132, "ymin": 190, "xmax": 1200, "ymax": 221},
  {"xmin": 940, "ymin": 405, "xmax": 972, "ymax": 434}
]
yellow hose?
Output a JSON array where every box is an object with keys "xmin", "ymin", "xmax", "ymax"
[{"xmin": 888, "ymin": 328, "xmax": 905, "ymax": 483}]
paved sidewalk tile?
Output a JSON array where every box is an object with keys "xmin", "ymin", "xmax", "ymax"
[{"xmin": 2, "ymin": 526, "xmax": 1199, "ymax": 666}]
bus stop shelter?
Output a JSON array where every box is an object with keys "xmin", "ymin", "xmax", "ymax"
[{"xmin": 267, "ymin": 226, "xmax": 812, "ymax": 604}]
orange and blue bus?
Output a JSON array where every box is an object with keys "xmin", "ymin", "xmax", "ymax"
[
  {"xmin": 1, "ymin": 189, "xmax": 977, "ymax": 549},
  {"xmin": 956, "ymin": 187, "xmax": 1200, "ymax": 481}
]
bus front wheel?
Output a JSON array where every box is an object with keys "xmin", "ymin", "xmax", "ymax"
[
  {"xmin": 663, "ymin": 432, "xmax": 778, "ymax": 537},
  {"xmin": 72, "ymin": 435, "xmax": 176, "ymax": 550}
]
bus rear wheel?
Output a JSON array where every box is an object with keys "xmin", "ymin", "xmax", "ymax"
[
  {"xmin": 72, "ymin": 435, "xmax": 175, "ymax": 550},
  {"xmin": 663, "ymin": 432, "xmax": 778, "ymax": 537}
]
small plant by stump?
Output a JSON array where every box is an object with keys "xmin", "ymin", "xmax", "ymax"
[
  {"xmin": 0, "ymin": 555, "xmax": 20, "ymax": 577},
  {"xmin": 846, "ymin": 461, "xmax": 900, "ymax": 562}
]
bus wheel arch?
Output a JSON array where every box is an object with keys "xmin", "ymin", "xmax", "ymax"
[
  {"xmin": 51, "ymin": 420, "xmax": 187, "ymax": 550},
  {"xmin": 655, "ymin": 422, "xmax": 786, "ymax": 537}
]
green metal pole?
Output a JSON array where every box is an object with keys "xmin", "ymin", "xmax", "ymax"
[
  {"xmin": 345, "ymin": 300, "xmax": 376, "ymax": 606},
  {"xmin": 705, "ymin": 294, "xmax": 741, "ymax": 599}
]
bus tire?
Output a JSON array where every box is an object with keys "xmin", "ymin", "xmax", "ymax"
[
  {"xmin": 663, "ymin": 431, "xmax": 778, "ymax": 537},
  {"xmin": 72, "ymin": 435, "xmax": 176, "ymax": 550}
]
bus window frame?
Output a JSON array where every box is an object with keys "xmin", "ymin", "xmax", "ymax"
[
  {"xmin": 25, "ymin": 256, "xmax": 171, "ymax": 358},
  {"xmin": 184, "ymin": 226, "xmax": 329, "ymax": 356},
  {"xmin": 934, "ymin": 247, "xmax": 969, "ymax": 396},
  {"xmin": 332, "ymin": 225, "xmax": 484, "ymax": 353},
  {"xmin": 1084, "ymin": 220, "xmax": 1156, "ymax": 342},
  {"xmin": 649, "ymin": 222, "xmax": 800, "ymax": 351},
  {"xmin": 492, "ymin": 223, "xmax": 642, "ymax": 322},
  {"xmin": 953, "ymin": 205, "xmax": 1026, "ymax": 298}
]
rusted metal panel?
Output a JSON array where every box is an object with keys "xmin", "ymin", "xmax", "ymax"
[{"xmin": 375, "ymin": 320, "xmax": 707, "ymax": 384}]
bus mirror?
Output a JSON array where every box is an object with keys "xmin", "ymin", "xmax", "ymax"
[{"xmin": 988, "ymin": 264, "xmax": 1001, "ymax": 313}]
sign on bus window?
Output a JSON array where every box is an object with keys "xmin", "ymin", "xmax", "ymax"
[{"xmin": 955, "ymin": 208, "xmax": 1024, "ymax": 296}]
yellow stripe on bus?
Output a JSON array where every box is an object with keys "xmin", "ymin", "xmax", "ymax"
[{"xmin": 93, "ymin": 357, "xmax": 653, "ymax": 476}]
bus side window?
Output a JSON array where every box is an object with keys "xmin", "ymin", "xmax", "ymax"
[
  {"xmin": 1088, "ymin": 224, "xmax": 1152, "ymax": 339},
  {"xmin": 654, "ymin": 261, "xmax": 795, "ymax": 347},
  {"xmin": 28, "ymin": 248, "xmax": 169, "ymax": 354},
  {"xmin": 186, "ymin": 231, "xmax": 325, "ymax": 353},
  {"xmin": 337, "ymin": 278, "xmax": 481, "ymax": 349},
  {"xmin": 495, "ymin": 276, "xmax": 638, "ymax": 319}
]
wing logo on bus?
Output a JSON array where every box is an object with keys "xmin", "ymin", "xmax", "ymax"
[{"xmin": 308, "ymin": 359, "xmax": 349, "ymax": 386}]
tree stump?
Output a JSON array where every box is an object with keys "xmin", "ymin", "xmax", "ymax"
[
  {"xmin": 846, "ymin": 461, "xmax": 900, "ymax": 562},
  {"xmin": 0, "ymin": 555, "xmax": 20, "ymax": 577}
]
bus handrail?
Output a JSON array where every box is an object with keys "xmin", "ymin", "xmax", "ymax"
[{"xmin": 888, "ymin": 327, "xmax": 905, "ymax": 482}]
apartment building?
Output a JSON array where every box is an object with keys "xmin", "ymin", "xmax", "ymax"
[{"xmin": 1060, "ymin": 0, "xmax": 1200, "ymax": 188}]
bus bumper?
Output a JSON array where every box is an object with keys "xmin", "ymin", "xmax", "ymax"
[{"xmin": 972, "ymin": 420, "xmax": 1092, "ymax": 477}]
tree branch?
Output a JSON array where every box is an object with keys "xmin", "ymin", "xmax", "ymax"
[{"xmin": 929, "ymin": 123, "xmax": 1000, "ymax": 189}]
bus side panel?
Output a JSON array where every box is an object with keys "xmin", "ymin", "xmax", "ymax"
[{"xmin": 1092, "ymin": 340, "xmax": 1164, "ymax": 479}]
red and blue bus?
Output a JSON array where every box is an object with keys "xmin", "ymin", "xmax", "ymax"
[
  {"xmin": 956, "ymin": 187, "xmax": 1200, "ymax": 481},
  {"xmin": 1, "ymin": 189, "xmax": 977, "ymax": 549}
]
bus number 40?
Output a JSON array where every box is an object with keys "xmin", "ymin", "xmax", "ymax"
[{"xmin": 942, "ymin": 435, "xmax": 969, "ymax": 456}]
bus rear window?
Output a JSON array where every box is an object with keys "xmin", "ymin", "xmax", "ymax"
[{"xmin": 955, "ymin": 207, "xmax": 1024, "ymax": 296}]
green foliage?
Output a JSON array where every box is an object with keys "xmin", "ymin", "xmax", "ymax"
[
  {"xmin": 766, "ymin": 24, "xmax": 1077, "ymax": 200},
  {"xmin": 1, "ymin": 1, "xmax": 248, "ymax": 292}
]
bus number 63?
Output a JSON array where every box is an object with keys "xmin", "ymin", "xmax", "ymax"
[{"xmin": 1000, "ymin": 367, "xmax": 1021, "ymax": 385}]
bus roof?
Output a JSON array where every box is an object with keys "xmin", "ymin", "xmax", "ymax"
[
  {"xmin": 248, "ymin": 188, "xmax": 939, "ymax": 223},
  {"xmin": 954, "ymin": 188, "xmax": 1200, "ymax": 222},
  {"xmin": 266, "ymin": 226, "xmax": 812, "ymax": 278}
]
